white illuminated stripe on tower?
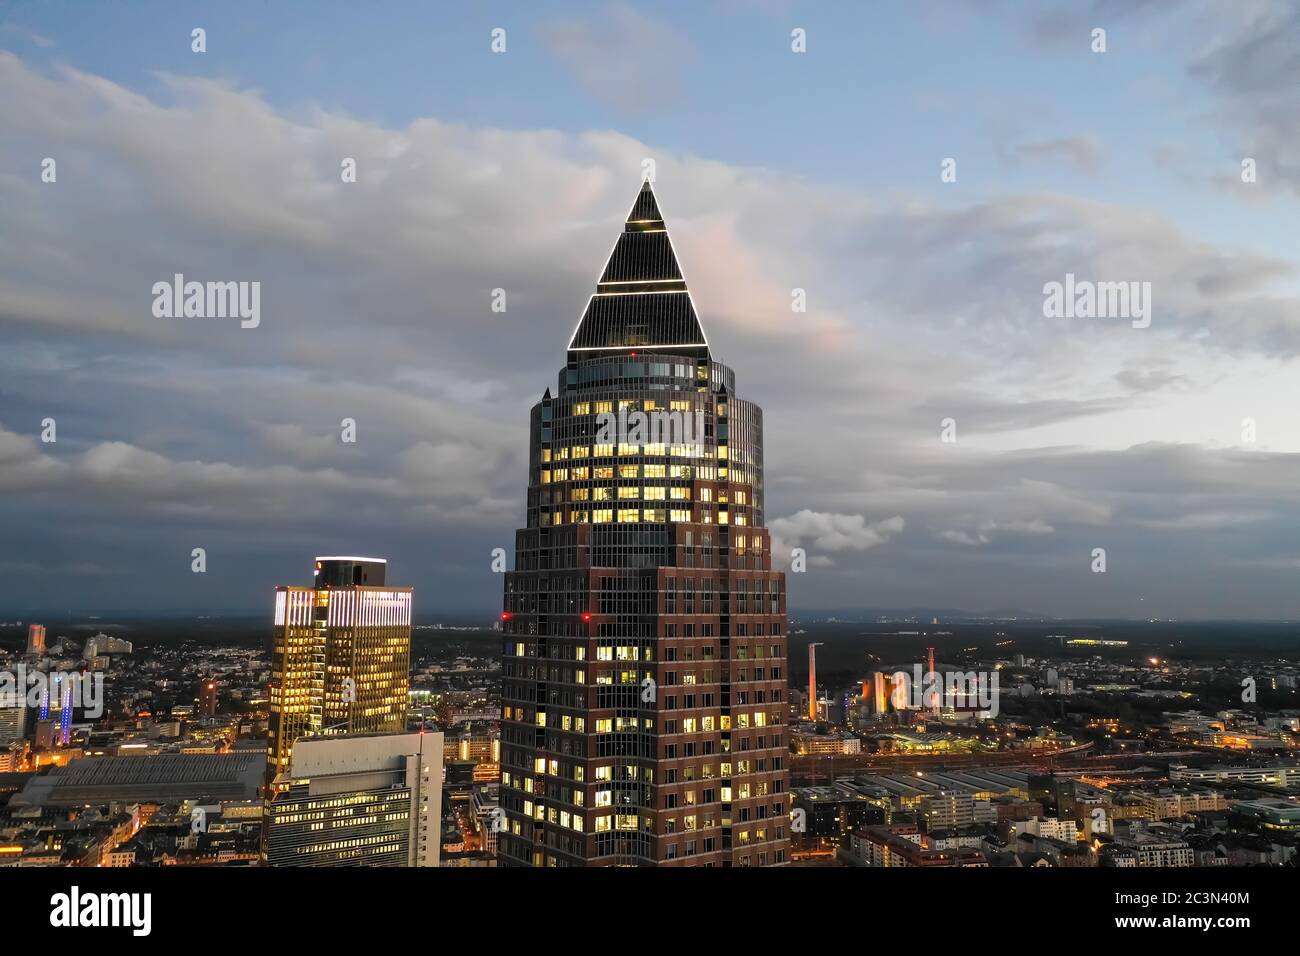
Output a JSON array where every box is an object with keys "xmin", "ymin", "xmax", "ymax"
[{"xmin": 274, "ymin": 591, "xmax": 286, "ymax": 626}]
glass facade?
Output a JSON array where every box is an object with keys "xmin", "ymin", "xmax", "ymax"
[
  {"xmin": 499, "ymin": 181, "xmax": 790, "ymax": 866},
  {"xmin": 266, "ymin": 559, "xmax": 412, "ymax": 788}
]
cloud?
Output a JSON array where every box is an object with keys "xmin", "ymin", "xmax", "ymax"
[
  {"xmin": 1113, "ymin": 362, "xmax": 1186, "ymax": 393},
  {"xmin": 540, "ymin": 3, "xmax": 691, "ymax": 112},
  {"xmin": 770, "ymin": 511, "xmax": 905, "ymax": 566},
  {"xmin": 0, "ymin": 46, "xmax": 1298, "ymax": 616},
  {"xmin": 939, "ymin": 530, "xmax": 990, "ymax": 547},
  {"xmin": 1189, "ymin": 1, "xmax": 1300, "ymax": 195},
  {"xmin": 1011, "ymin": 136, "xmax": 1105, "ymax": 172},
  {"xmin": 0, "ymin": 24, "xmax": 54, "ymax": 48}
]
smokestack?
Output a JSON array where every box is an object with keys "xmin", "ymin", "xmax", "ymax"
[
  {"xmin": 927, "ymin": 646, "xmax": 938, "ymax": 713},
  {"xmin": 808, "ymin": 643, "xmax": 823, "ymax": 721}
]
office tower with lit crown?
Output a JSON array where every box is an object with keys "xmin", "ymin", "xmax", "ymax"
[
  {"xmin": 499, "ymin": 181, "xmax": 789, "ymax": 866},
  {"xmin": 265, "ymin": 731, "xmax": 443, "ymax": 866},
  {"xmin": 267, "ymin": 557, "xmax": 413, "ymax": 787},
  {"xmin": 26, "ymin": 624, "xmax": 45, "ymax": 656}
]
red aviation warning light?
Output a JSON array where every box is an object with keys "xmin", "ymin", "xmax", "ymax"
[{"xmin": 501, "ymin": 612, "xmax": 512, "ymax": 620}]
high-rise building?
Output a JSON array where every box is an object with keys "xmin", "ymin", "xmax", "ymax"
[
  {"xmin": 267, "ymin": 557, "xmax": 413, "ymax": 787},
  {"xmin": 199, "ymin": 677, "xmax": 219, "ymax": 717},
  {"xmin": 26, "ymin": 624, "xmax": 45, "ymax": 656},
  {"xmin": 0, "ymin": 692, "xmax": 25, "ymax": 747},
  {"xmin": 870, "ymin": 671, "xmax": 891, "ymax": 715},
  {"xmin": 81, "ymin": 632, "xmax": 131, "ymax": 660},
  {"xmin": 264, "ymin": 731, "xmax": 443, "ymax": 866},
  {"xmin": 499, "ymin": 180, "xmax": 789, "ymax": 867}
]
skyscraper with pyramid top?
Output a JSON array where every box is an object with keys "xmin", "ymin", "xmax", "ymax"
[{"xmin": 498, "ymin": 180, "xmax": 790, "ymax": 866}]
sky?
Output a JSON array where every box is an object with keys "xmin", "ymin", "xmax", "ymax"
[{"xmin": 1, "ymin": 0, "xmax": 1298, "ymax": 619}]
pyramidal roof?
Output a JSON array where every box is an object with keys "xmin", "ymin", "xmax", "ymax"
[{"xmin": 567, "ymin": 180, "xmax": 709, "ymax": 355}]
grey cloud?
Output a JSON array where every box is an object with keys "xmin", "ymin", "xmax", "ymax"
[
  {"xmin": 1189, "ymin": 2, "xmax": 1300, "ymax": 195},
  {"xmin": 1, "ymin": 50, "xmax": 1297, "ymax": 616}
]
